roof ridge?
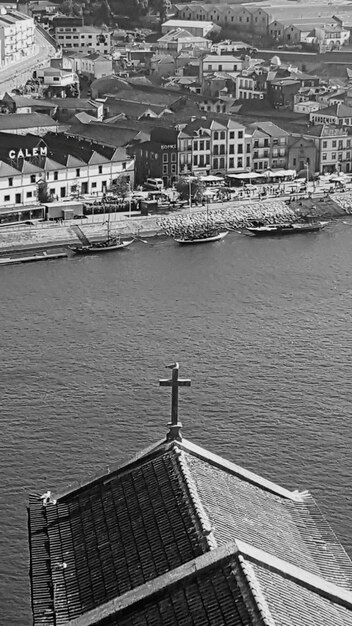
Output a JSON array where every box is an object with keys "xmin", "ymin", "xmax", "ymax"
[
  {"xmin": 237, "ymin": 539, "xmax": 352, "ymax": 609},
  {"xmin": 176, "ymin": 447, "xmax": 217, "ymax": 551},
  {"xmin": 180, "ymin": 439, "xmax": 304, "ymax": 501},
  {"xmin": 53, "ymin": 438, "xmax": 168, "ymax": 501},
  {"xmin": 237, "ymin": 555, "xmax": 276, "ymax": 626}
]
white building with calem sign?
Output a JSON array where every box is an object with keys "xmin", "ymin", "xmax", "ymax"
[{"xmin": 0, "ymin": 132, "xmax": 135, "ymax": 211}]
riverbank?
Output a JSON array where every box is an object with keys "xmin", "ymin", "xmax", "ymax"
[{"xmin": 0, "ymin": 192, "xmax": 351, "ymax": 254}]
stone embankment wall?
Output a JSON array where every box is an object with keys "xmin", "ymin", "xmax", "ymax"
[
  {"xmin": 0, "ymin": 215, "xmax": 163, "ymax": 253},
  {"xmin": 0, "ymin": 193, "xmax": 351, "ymax": 253}
]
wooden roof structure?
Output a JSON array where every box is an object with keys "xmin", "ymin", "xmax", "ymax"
[{"xmin": 28, "ymin": 364, "xmax": 352, "ymax": 625}]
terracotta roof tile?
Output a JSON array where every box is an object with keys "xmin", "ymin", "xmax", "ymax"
[
  {"xmin": 248, "ymin": 559, "xmax": 352, "ymax": 626},
  {"xmin": 28, "ymin": 449, "xmax": 207, "ymax": 625},
  {"xmin": 101, "ymin": 560, "xmax": 256, "ymax": 626},
  {"xmin": 183, "ymin": 451, "xmax": 352, "ymax": 590}
]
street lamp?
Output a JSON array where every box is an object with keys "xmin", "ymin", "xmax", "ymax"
[
  {"xmin": 189, "ymin": 178, "xmax": 192, "ymax": 209},
  {"xmin": 128, "ymin": 179, "xmax": 132, "ymax": 218}
]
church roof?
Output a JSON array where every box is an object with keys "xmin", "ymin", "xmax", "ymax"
[{"xmin": 27, "ymin": 365, "xmax": 352, "ymax": 626}]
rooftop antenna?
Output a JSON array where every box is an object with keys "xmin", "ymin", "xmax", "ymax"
[{"xmin": 159, "ymin": 362, "xmax": 191, "ymax": 441}]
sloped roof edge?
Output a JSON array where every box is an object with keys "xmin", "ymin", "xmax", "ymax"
[{"xmin": 179, "ymin": 439, "xmax": 304, "ymax": 502}]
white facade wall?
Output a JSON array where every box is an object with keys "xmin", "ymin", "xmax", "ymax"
[
  {"xmin": 56, "ymin": 28, "xmax": 112, "ymax": 54},
  {"xmin": 0, "ymin": 11, "xmax": 36, "ymax": 66},
  {"xmin": 0, "ymin": 158, "xmax": 135, "ymax": 206}
]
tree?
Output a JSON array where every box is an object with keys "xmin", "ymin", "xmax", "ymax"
[
  {"xmin": 109, "ymin": 176, "xmax": 130, "ymax": 199},
  {"xmin": 94, "ymin": 0, "xmax": 112, "ymax": 26},
  {"xmin": 37, "ymin": 179, "xmax": 51, "ymax": 203},
  {"xmin": 175, "ymin": 177, "xmax": 205, "ymax": 203}
]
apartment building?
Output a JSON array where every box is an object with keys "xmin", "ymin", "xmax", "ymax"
[
  {"xmin": 0, "ymin": 9, "xmax": 36, "ymax": 66},
  {"xmin": 55, "ymin": 25, "xmax": 112, "ymax": 54},
  {"xmin": 235, "ymin": 67, "xmax": 267, "ymax": 100},
  {"xmin": 305, "ymin": 124, "xmax": 352, "ymax": 173},
  {"xmin": 247, "ymin": 122, "xmax": 289, "ymax": 171}
]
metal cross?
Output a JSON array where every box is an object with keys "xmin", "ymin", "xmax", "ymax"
[{"xmin": 159, "ymin": 362, "xmax": 191, "ymax": 441}]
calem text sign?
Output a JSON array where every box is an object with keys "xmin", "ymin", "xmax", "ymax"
[{"xmin": 8, "ymin": 146, "xmax": 48, "ymax": 159}]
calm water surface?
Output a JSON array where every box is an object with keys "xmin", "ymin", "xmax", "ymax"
[{"xmin": 1, "ymin": 220, "xmax": 352, "ymax": 624}]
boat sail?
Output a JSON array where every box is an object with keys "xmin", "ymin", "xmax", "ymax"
[{"xmin": 70, "ymin": 214, "xmax": 134, "ymax": 255}]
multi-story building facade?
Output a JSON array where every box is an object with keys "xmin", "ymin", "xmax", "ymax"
[
  {"xmin": 201, "ymin": 54, "xmax": 243, "ymax": 79},
  {"xmin": 55, "ymin": 25, "xmax": 112, "ymax": 55},
  {"xmin": 235, "ymin": 68, "xmax": 267, "ymax": 100},
  {"xmin": 133, "ymin": 128, "xmax": 179, "ymax": 188},
  {"xmin": 247, "ymin": 122, "xmax": 289, "ymax": 171},
  {"xmin": 304, "ymin": 124, "xmax": 352, "ymax": 173},
  {"xmin": 0, "ymin": 9, "xmax": 36, "ymax": 66},
  {"xmin": 0, "ymin": 132, "xmax": 134, "ymax": 207}
]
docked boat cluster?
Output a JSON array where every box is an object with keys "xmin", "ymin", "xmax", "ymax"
[{"xmin": 159, "ymin": 200, "xmax": 296, "ymax": 239}]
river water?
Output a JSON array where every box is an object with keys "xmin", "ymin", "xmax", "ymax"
[{"xmin": 1, "ymin": 220, "xmax": 352, "ymax": 624}]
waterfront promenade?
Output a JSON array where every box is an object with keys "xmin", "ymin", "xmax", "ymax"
[{"xmin": 0, "ymin": 191, "xmax": 351, "ymax": 253}]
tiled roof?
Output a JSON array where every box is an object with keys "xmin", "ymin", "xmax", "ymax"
[
  {"xmin": 28, "ymin": 446, "xmax": 210, "ymax": 624},
  {"xmin": 183, "ymin": 447, "xmax": 352, "ymax": 589},
  {"xmin": 315, "ymin": 103, "xmax": 352, "ymax": 118},
  {"xmin": 97, "ymin": 554, "xmax": 256, "ymax": 626},
  {"xmin": 249, "ymin": 558, "xmax": 352, "ymax": 626},
  {"xmin": 0, "ymin": 112, "xmax": 57, "ymax": 130},
  {"xmin": 28, "ymin": 437, "xmax": 352, "ymax": 625}
]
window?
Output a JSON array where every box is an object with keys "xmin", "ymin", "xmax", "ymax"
[
  {"xmin": 8, "ymin": 177, "xmax": 13, "ymax": 186},
  {"xmin": 199, "ymin": 141, "xmax": 204, "ymax": 150},
  {"xmin": 293, "ymin": 158, "xmax": 297, "ymax": 166},
  {"xmin": 238, "ymin": 131, "xmax": 243, "ymax": 139},
  {"xmin": 238, "ymin": 144, "xmax": 243, "ymax": 154},
  {"xmin": 213, "ymin": 131, "xmax": 219, "ymax": 140},
  {"xmin": 171, "ymin": 164, "xmax": 176, "ymax": 174},
  {"xmin": 219, "ymin": 145, "xmax": 225, "ymax": 155},
  {"xmin": 254, "ymin": 140, "xmax": 259, "ymax": 148},
  {"xmin": 213, "ymin": 145, "xmax": 219, "ymax": 156},
  {"xmin": 322, "ymin": 153, "xmax": 327, "ymax": 161},
  {"xmin": 53, "ymin": 77, "xmax": 59, "ymax": 82},
  {"xmin": 213, "ymin": 158, "xmax": 218, "ymax": 168},
  {"xmin": 246, "ymin": 157, "xmax": 250, "ymax": 167},
  {"xmin": 322, "ymin": 140, "xmax": 328, "ymax": 149},
  {"xmin": 229, "ymin": 145, "xmax": 234, "ymax": 154},
  {"xmin": 237, "ymin": 158, "xmax": 243, "ymax": 168},
  {"xmin": 163, "ymin": 153, "xmax": 168, "ymax": 163},
  {"xmin": 122, "ymin": 163, "xmax": 126, "ymax": 170},
  {"xmin": 76, "ymin": 169, "xmax": 80, "ymax": 177},
  {"xmin": 30, "ymin": 174, "xmax": 36, "ymax": 183},
  {"xmin": 220, "ymin": 131, "xmax": 225, "ymax": 140},
  {"xmin": 98, "ymin": 165, "xmax": 103, "ymax": 174},
  {"xmin": 26, "ymin": 191, "xmax": 33, "ymax": 198},
  {"xmin": 193, "ymin": 155, "xmax": 198, "ymax": 166},
  {"xmin": 92, "ymin": 182, "xmax": 97, "ymax": 188},
  {"xmin": 332, "ymin": 140, "xmax": 337, "ymax": 148},
  {"xmin": 246, "ymin": 144, "xmax": 251, "ymax": 153},
  {"xmin": 194, "ymin": 141, "xmax": 198, "ymax": 151},
  {"xmin": 206, "ymin": 141, "xmax": 210, "ymax": 150},
  {"xmin": 162, "ymin": 164, "xmax": 168, "ymax": 174},
  {"xmin": 229, "ymin": 131, "xmax": 235, "ymax": 139},
  {"xmin": 54, "ymin": 171, "xmax": 58, "ymax": 181},
  {"xmin": 332, "ymin": 153, "xmax": 336, "ymax": 160},
  {"xmin": 171, "ymin": 153, "xmax": 176, "ymax": 162},
  {"xmin": 229, "ymin": 158, "xmax": 234, "ymax": 168}
]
